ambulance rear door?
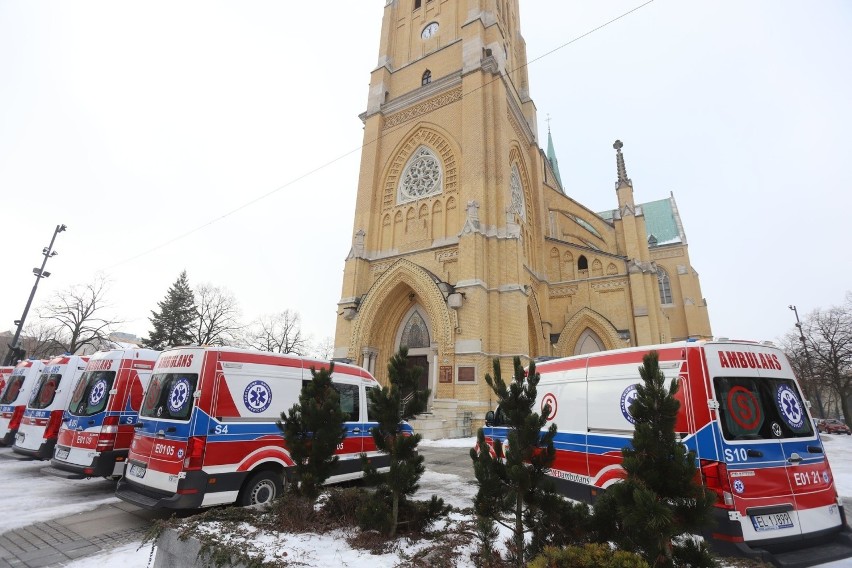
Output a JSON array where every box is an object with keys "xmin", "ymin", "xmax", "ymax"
[
  {"xmin": 708, "ymin": 343, "xmax": 817, "ymax": 542},
  {"xmin": 126, "ymin": 349, "xmax": 205, "ymax": 493}
]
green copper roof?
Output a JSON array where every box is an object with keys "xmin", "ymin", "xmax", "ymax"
[
  {"xmin": 597, "ymin": 196, "xmax": 683, "ymax": 247},
  {"xmin": 642, "ymin": 197, "xmax": 681, "ymax": 245},
  {"xmin": 546, "ymin": 130, "xmax": 563, "ymax": 189}
]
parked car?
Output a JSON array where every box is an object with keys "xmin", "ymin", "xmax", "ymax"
[{"xmin": 819, "ymin": 419, "xmax": 851, "ymax": 435}]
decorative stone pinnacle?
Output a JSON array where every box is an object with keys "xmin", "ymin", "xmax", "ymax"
[{"xmin": 613, "ymin": 139, "xmax": 632, "ymax": 189}]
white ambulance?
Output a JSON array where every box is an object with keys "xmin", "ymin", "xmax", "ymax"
[
  {"xmin": 116, "ymin": 346, "xmax": 402, "ymax": 510},
  {"xmin": 481, "ymin": 339, "xmax": 852, "ymax": 565},
  {"xmin": 45, "ymin": 348, "xmax": 159, "ymax": 478},
  {"xmin": 13, "ymin": 355, "xmax": 88, "ymax": 459},
  {"xmin": 0, "ymin": 359, "xmax": 46, "ymax": 446}
]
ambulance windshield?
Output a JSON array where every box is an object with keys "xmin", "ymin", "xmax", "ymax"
[
  {"xmin": 69, "ymin": 371, "xmax": 116, "ymax": 416},
  {"xmin": 28, "ymin": 373, "xmax": 62, "ymax": 409},
  {"xmin": 0, "ymin": 377, "xmax": 24, "ymax": 405},
  {"xmin": 714, "ymin": 376, "xmax": 814, "ymax": 440},
  {"xmin": 141, "ymin": 373, "xmax": 199, "ymax": 421}
]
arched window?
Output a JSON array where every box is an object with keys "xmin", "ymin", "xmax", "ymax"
[
  {"xmin": 401, "ymin": 310, "xmax": 430, "ymax": 348},
  {"xmin": 509, "ymin": 164, "xmax": 526, "ymax": 221},
  {"xmin": 421, "ymin": 70, "xmax": 432, "ymax": 86},
  {"xmin": 658, "ymin": 267, "xmax": 673, "ymax": 304},
  {"xmin": 578, "ymin": 255, "xmax": 588, "ymax": 271},
  {"xmin": 574, "ymin": 329, "xmax": 605, "ymax": 355}
]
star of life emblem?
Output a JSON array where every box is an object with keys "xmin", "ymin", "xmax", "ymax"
[
  {"xmin": 168, "ymin": 378, "xmax": 191, "ymax": 413},
  {"xmin": 244, "ymin": 380, "xmax": 272, "ymax": 413},
  {"xmin": 89, "ymin": 379, "xmax": 108, "ymax": 406},
  {"xmin": 620, "ymin": 385, "xmax": 639, "ymax": 424},
  {"xmin": 775, "ymin": 385, "xmax": 804, "ymax": 430}
]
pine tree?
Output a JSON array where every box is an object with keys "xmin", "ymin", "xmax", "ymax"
[
  {"xmin": 145, "ymin": 270, "xmax": 197, "ymax": 350},
  {"xmin": 593, "ymin": 351, "xmax": 716, "ymax": 567},
  {"xmin": 278, "ymin": 364, "xmax": 347, "ymax": 501},
  {"xmin": 360, "ymin": 346, "xmax": 429, "ymax": 537},
  {"xmin": 469, "ymin": 357, "xmax": 561, "ymax": 567}
]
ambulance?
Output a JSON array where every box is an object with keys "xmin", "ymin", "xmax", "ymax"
[
  {"xmin": 0, "ymin": 359, "xmax": 47, "ymax": 446},
  {"xmin": 0, "ymin": 366, "xmax": 14, "ymax": 395},
  {"xmin": 13, "ymin": 355, "xmax": 88, "ymax": 459},
  {"xmin": 116, "ymin": 346, "xmax": 396, "ymax": 510},
  {"xmin": 45, "ymin": 348, "xmax": 159, "ymax": 479},
  {"xmin": 481, "ymin": 339, "xmax": 852, "ymax": 565}
]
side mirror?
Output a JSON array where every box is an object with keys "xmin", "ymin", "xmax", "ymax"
[{"xmin": 485, "ymin": 410, "xmax": 495, "ymax": 426}]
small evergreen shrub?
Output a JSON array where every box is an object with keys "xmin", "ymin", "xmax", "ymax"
[
  {"xmin": 361, "ymin": 346, "xmax": 441, "ymax": 537},
  {"xmin": 278, "ymin": 363, "xmax": 347, "ymax": 501},
  {"xmin": 528, "ymin": 543, "xmax": 650, "ymax": 568},
  {"xmin": 592, "ymin": 351, "xmax": 716, "ymax": 567},
  {"xmin": 321, "ymin": 486, "xmax": 368, "ymax": 527},
  {"xmin": 525, "ymin": 495, "xmax": 593, "ymax": 558}
]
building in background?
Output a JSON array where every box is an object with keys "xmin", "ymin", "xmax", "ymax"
[{"xmin": 334, "ymin": 0, "xmax": 711, "ymax": 437}]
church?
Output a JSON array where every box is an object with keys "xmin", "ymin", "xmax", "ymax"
[{"xmin": 333, "ymin": 0, "xmax": 711, "ymax": 437}]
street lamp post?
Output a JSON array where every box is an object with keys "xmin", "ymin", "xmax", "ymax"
[
  {"xmin": 2, "ymin": 224, "xmax": 67, "ymax": 366},
  {"xmin": 788, "ymin": 304, "xmax": 826, "ymax": 417}
]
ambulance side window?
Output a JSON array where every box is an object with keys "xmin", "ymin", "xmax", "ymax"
[
  {"xmin": 366, "ymin": 386, "xmax": 378, "ymax": 422},
  {"xmin": 333, "ymin": 383, "xmax": 360, "ymax": 423}
]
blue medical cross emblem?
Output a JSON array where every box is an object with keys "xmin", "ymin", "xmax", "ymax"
[{"xmin": 244, "ymin": 380, "xmax": 272, "ymax": 413}]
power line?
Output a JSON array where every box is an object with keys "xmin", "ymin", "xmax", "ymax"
[{"xmin": 104, "ymin": 0, "xmax": 656, "ymax": 271}]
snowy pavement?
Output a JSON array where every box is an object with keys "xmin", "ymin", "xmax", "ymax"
[{"xmin": 1, "ymin": 435, "xmax": 852, "ymax": 567}]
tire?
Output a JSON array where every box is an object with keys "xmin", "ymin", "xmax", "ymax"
[{"xmin": 237, "ymin": 470, "xmax": 283, "ymax": 507}]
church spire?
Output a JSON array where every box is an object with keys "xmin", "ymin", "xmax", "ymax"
[
  {"xmin": 546, "ymin": 119, "xmax": 564, "ymax": 189},
  {"xmin": 613, "ymin": 139, "xmax": 632, "ymax": 189}
]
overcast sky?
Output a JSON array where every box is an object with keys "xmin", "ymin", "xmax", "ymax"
[{"xmin": 1, "ymin": 1, "xmax": 850, "ymax": 350}]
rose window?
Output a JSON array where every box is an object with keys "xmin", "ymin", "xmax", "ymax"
[{"xmin": 398, "ymin": 146, "xmax": 442, "ymax": 203}]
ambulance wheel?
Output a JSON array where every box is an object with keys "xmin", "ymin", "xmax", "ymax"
[{"xmin": 238, "ymin": 470, "xmax": 283, "ymax": 506}]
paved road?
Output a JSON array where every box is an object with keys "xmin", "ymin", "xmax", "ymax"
[{"xmin": 0, "ymin": 445, "xmax": 473, "ymax": 568}]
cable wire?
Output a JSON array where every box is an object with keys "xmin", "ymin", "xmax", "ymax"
[{"xmin": 104, "ymin": 0, "xmax": 656, "ymax": 270}]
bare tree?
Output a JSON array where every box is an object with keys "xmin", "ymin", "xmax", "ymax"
[
  {"xmin": 793, "ymin": 296, "xmax": 852, "ymax": 423},
  {"xmin": 21, "ymin": 320, "xmax": 65, "ymax": 360},
  {"xmin": 309, "ymin": 336, "xmax": 335, "ymax": 360},
  {"xmin": 193, "ymin": 284, "xmax": 242, "ymax": 346},
  {"xmin": 38, "ymin": 276, "xmax": 121, "ymax": 355},
  {"xmin": 245, "ymin": 310, "xmax": 308, "ymax": 355}
]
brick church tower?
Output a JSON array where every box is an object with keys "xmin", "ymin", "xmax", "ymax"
[{"xmin": 334, "ymin": 0, "xmax": 711, "ymax": 436}]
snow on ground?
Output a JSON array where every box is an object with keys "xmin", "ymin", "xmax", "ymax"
[
  {"xmin": 419, "ymin": 436, "xmax": 477, "ymax": 449},
  {"xmin": 819, "ymin": 434, "xmax": 852, "ymax": 496},
  {"xmin": 414, "ymin": 470, "xmax": 477, "ymax": 510},
  {"xmin": 0, "ymin": 454, "xmax": 119, "ymax": 534},
  {"xmin": 4, "ymin": 435, "xmax": 852, "ymax": 567},
  {"xmin": 63, "ymin": 541, "xmax": 156, "ymax": 568}
]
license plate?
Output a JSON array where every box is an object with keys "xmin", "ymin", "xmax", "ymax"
[
  {"xmin": 55, "ymin": 448, "xmax": 69, "ymax": 460},
  {"xmin": 751, "ymin": 511, "xmax": 794, "ymax": 532},
  {"xmin": 14, "ymin": 433, "xmax": 23, "ymax": 445},
  {"xmin": 128, "ymin": 463, "xmax": 147, "ymax": 478}
]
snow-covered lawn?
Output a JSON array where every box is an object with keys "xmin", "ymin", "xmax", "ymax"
[{"xmin": 3, "ymin": 435, "xmax": 852, "ymax": 566}]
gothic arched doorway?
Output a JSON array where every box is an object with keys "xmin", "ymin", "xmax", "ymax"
[{"xmin": 396, "ymin": 306, "xmax": 431, "ymax": 398}]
